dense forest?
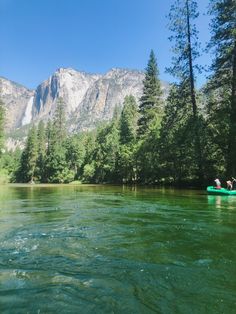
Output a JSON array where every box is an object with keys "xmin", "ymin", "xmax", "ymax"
[{"xmin": 0, "ymin": 0, "xmax": 235, "ymax": 186}]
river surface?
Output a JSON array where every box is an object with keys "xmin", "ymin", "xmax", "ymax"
[{"xmin": 0, "ymin": 185, "xmax": 236, "ymax": 313}]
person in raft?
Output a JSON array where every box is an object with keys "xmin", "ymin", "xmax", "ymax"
[
  {"xmin": 232, "ymin": 177, "xmax": 236, "ymax": 190},
  {"xmin": 226, "ymin": 180, "xmax": 233, "ymax": 190},
  {"xmin": 214, "ymin": 178, "xmax": 221, "ymax": 189}
]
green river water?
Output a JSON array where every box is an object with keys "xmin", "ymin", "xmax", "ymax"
[{"xmin": 0, "ymin": 184, "xmax": 236, "ymax": 313}]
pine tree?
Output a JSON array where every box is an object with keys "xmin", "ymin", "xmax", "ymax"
[
  {"xmin": 53, "ymin": 97, "xmax": 67, "ymax": 145},
  {"xmin": 118, "ymin": 95, "xmax": 139, "ymax": 182},
  {"xmin": 35, "ymin": 121, "xmax": 46, "ymax": 181},
  {"xmin": 93, "ymin": 117, "xmax": 120, "ymax": 183},
  {"xmin": 44, "ymin": 98, "xmax": 73, "ymax": 183},
  {"xmin": 138, "ymin": 50, "xmax": 163, "ymax": 136},
  {"xmin": 203, "ymin": 87, "xmax": 228, "ymax": 178},
  {"xmin": 120, "ymin": 95, "xmax": 138, "ymax": 144},
  {"xmin": 208, "ymin": 0, "xmax": 236, "ymax": 175},
  {"xmin": 17, "ymin": 125, "xmax": 38, "ymax": 182},
  {"xmin": 80, "ymin": 131, "xmax": 97, "ymax": 182},
  {"xmin": 159, "ymin": 84, "xmax": 200, "ymax": 183},
  {"xmin": 167, "ymin": 0, "xmax": 204, "ymax": 183},
  {"xmin": 65, "ymin": 134, "xmax": 86, "ymax": 179}
]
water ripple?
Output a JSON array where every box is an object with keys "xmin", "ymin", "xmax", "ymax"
[{"xmin": 0, "ymin": 185, "xmax": 236, "ymax": 313}]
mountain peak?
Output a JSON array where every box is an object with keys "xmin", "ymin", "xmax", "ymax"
[
  {"xmin": 1, "ymin": 68, "xmax": 168, "ymax": 142},
  {"xmin": 0, "ymin": 76, "xmax": 32, "ymax": 92}
]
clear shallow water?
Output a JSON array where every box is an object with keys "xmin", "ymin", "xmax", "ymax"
[{"xmin": 0, "ymin": 185, "xmax": 236, "ymax": 314}]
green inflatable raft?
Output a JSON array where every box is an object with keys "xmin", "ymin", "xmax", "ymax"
[{"xmin": 207, "ymin": 186, "xmax": 236, "ymax": 195}]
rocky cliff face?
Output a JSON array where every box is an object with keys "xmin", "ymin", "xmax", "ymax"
[
  {"xmin": 71, "ymin": 68, "xmax": 145, "ymax": 131},
  {"xmin": 30, "ymin": 67, "xmax": 147, "ymax": 132},
  {"xmin": 32, "ymin": 68, "xmax": 101, "ymax": 122},
  {"xmin": 1, "ymin": 67, "xmax": 168, "ymax": 136},
  {"xmin": 0, "ymin": 77, "xmax": 34, "ymax": 131}
]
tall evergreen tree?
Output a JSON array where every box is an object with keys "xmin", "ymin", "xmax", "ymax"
[
  {"xmin": 159, "ymin": 84, "xmax": 207, "ymax": 184},
  {"xmin": 53, "ymin": 97, "xmax": 67, "ymax": 145},
  {"xmin": 167, "ymin": 0, "xmax": 204, "ymax": 183},
  {"xmin": 203, "ymin": 87, "xmax": 228, "ymax": 178},
  {"xmin": 120, "ymin": 95, "xmax": 138, "ymax": 144},
  {"xmin": 44, "ymin": 99, "xmax": 73, "ymax": 183},
  {"xmin": 118, "ymin": 95, "xmax": 139, "ymax": 182},
  {"xmin": 35, "ymin": 121, "xmax": 46, "ymax": 181},
  {"xmin": 93, "ymin": 115, "xmax": 120, "ymax": 183},
  {"xmin": 208, "ymin": 0, "xmax": 236, "ymax": 175},
  {"xmin": 65, "ymin": 134, "xmax": 86, "ymax": 179},
  {"xmin": 17, "ymin": 125, "xmax": 38, "ymax": 182},
  {"xmin": 138, "ymin": 50, "xmax": 163, "ymax": 136},
  {"xmin": 80, "ymin": 131, "xmax": 97, "ymax": 182},
  {"xmin": 46, "ymin": 120, "xmax": 53, "ymax": 150}
]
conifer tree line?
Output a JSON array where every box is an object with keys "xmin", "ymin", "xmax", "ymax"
[
  {"xmin": 0, "ymin": 0, "xmax": 235, "ymax": 186},
  {"xmin": 0, "ymin": 99, "xmax": 4, "ymax": 156}
]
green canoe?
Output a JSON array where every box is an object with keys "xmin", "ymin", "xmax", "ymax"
[{"xmin": 207, "ymin": 186, "xmax": 236, "ymax": 195}]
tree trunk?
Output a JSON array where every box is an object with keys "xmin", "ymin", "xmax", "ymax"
[{"xmin": 186, "ymin": 0, "xmax": 204, "ymax": 183}]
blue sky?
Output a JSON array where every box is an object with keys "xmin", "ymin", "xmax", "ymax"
[{"xmin": 0, "ymin": 0, "xmax": 212, "ymax": 89}]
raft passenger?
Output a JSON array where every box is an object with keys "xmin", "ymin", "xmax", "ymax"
[
  {"xmin": 232, "ymin": 177, "xmax": 236, "ymax": 190},
  {"xmin": 226, "ymin": 180, "xmax": 232, "ymax": 190},
  {"xmin": 214, "ymin": 178, "xmax": 221, "ymax": 189}
]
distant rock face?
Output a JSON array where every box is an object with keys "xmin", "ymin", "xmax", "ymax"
[
  {"xmin": 0, "ymin": 67, "xmax": 169, "ymax": 136},
  {"xmin": 71, "ymin": 68, "xmax": 145, "ymax": 131},
  {"xmin": 0, "ymin": 77, "xmax": 34, "ymax": 131},
  {"xmin": 30, "ymin": 67, "xmax": 146, "ymax": 132},
  {"xmin": 32, "ymin": 68, "xmax": 101, "ymax": 121}
]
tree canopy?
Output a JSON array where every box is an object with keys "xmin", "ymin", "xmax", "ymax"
[{"xmin": 2, "ymin": 0, "xmax": 236, "ymax": 187}]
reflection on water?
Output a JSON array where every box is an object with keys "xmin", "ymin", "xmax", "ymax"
[
  {"xmin": 207, "ymin": 194, "xmax": 236, "ymax": 210},
  {"xmin": 0, "ymin": 184, "xmax": 236, "ymax": 313},
  {"xmin": 207, "ymin": 195, "xmax": 224, "ymax": 208}
]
